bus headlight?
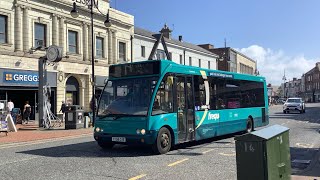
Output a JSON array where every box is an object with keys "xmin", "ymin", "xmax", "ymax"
[
  {"xmin": 140, "ymin": 129, "xmax": 146, "ymax": 135},
  {"xmin": 136, "ymin": 129, "xmax": 141, "ymax": 134},
  {"xmin": 95, "ymin": 127, "xmax": 101, "ymax": 132}
]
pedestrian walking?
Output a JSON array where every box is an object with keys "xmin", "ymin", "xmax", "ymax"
[
  {"xmin": 23, "ymin": 101, "xmax": 31, "ymax": 124},
  {"xmin": 7, "ymin": 99, "xmax": 14, "ymax": 113},
  {"xmin": 59, "ymin": 101, "xmax": 66, "ymax": 121}
]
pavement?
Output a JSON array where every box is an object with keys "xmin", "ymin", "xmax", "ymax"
[{"xmin": 0, "ymin": 120, "xmax": 93, "ymax": 144}]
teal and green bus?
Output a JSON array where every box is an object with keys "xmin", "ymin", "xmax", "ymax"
[{"xmin": 94, "ymin": 60, "xmax": 269, "ymax": 154}]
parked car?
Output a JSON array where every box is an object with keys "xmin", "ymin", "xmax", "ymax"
[
  {"xmin": 277, "ymin": 98, "xmax": 286, "ymax": 104},
  {"xmin": 283, "ymin": 98, "xmax": 305, "ymax": 114}
]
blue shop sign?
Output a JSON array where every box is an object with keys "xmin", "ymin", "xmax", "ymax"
[{"xmin": 3, "ymin": 71, "xmax": 39, "ymax": 85}]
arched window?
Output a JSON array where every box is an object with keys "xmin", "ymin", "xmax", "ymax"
[{"xmin": 66, "ymin": 76, "xmax": 79, "ymax": 105}]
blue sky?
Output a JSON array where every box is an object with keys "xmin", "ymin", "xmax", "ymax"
[{"xmin": 111, "ymin": 0, "xmax": 320, "ymax": 85}]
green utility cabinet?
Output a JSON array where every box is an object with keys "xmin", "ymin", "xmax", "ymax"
[{"xmin": 235, "ymin": 125, "xmax": 291, "ymax": 180}]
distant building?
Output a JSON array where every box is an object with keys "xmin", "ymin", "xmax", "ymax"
[
  {"xmin": 133, "ymin": 25, "xmax": 218, "ymax": 69},
  {"xmin": 282, "ymin": 78, "xmax": 302, "ymax": 98},
  {"xmin": 304, "ymin": 62, "xmax": 320, "ymax": 102},
  {"xmin": 198, "ymin": 44, "xmax": 257, "ymax": 75}
]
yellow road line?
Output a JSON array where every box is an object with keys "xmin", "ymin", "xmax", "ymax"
[
  {"xmin": 0, "ymin": 133, "xmax": 92, "ymax": 149},
  {"xmin": 219, "ymin": 152, "xmax": 236, "ymax": 157},
  {"xmin": 168, "ymin": 158, "xmax": 189, "ymax": 167},
  {"xmin": 128, "ymin": 174, "xmax": 147, "ymax": 180},
  {"xmin": 202, "ymin": 149, "xmax": 215, "ymax": 154}
]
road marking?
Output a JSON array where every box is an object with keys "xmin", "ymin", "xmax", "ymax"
[
  {"xmin": 295, "ymin": 143, "xmax": 313, "ymax": 149},
  {"xmin": 168, "ymin": 158, "xmax": 189, "ymax": 167},
  {"xmin": 202, "ymin": 149, "xmax": 215, "ymax": 154},
  {"xmin": 0, "ymin": 133, "xmax": 92, "ymax": 149},
  {"xmin": 219, "ymin": 152, "xmax": 236, "ymax": 156},
  {"xmin": 128, "ymin": 174, "xmax": 147, "ymax": 180}
]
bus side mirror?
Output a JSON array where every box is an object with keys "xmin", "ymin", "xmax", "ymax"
[{"xmin": 166, "ymin": 76, "xmax": 174, "ymax": 85}]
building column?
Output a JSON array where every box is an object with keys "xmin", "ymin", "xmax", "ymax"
[
  {"xmin": 59, "ymin": 17, "xmax": 65, "ymax": 54},
  {"xmin": 103, "ymin": 33, "xmax": 108, "ymax": 61},
  {"xmin": 82, "ymin": 23, "xmax": 88, "ymax": 61},
  {"xmin": 107, "ymin": 29, "xmax": 112, "ymax": 64},
  {"xmin": 112, "ymin": 30, "xmax": 117, "ymax": 64},
  {"xmin": 88, "ymin": 24, "xmax": 93, "ymax": 62},
  {"xmin": 52, "ymin": 14, "xmax": 59, "ymax": 45},
  {"xmin": 23, "ymin": 7, "xmax": 30, "ymax": 52},
  {"xmin": 15, "ymin": 4, "xmax": 22, "ymax": 51}
]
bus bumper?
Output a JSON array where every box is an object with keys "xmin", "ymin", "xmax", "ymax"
[{"xmin": 94, "ymin": 130, "xmax": 158, "ymax": 145}]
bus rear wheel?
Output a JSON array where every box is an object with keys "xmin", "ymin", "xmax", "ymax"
[
  {"xmin": 97, "ymin": 141, "xmax": 114, "ymax": 149},
  {"xmin": 246, "ymin": 118, "xmax": 254, "ymax": 133},
  {"xmin": 152, "ymin": 127, "xmax": 172, "ymax": 154}
]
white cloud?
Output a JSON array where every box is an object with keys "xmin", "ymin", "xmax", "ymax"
[{"xmin": 237, "ymin": 45, "xmax": 319, "ymax": 86}]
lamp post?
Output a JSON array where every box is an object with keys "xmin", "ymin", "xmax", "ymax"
[{"xmin": 70, "ymin": 0, "xmax": 111, "ymax": 126}]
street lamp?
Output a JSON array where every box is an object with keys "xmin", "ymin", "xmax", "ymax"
[{"xmin": 70, "ymin": 0, "xmax": 111, "ymax": 126}]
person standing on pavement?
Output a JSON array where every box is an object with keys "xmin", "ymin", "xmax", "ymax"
[
  {"xmin": 59, "ymin": 101, "xmax": 66, "ymax": 122},
  {"xmin": 23, "ymin": 101, "xmax": 31, "ymax": 124},
  {"xmin": 7, "ymin": 99, "xmax": 14, "ymax": 113}
]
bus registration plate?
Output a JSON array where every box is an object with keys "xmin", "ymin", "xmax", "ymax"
[{"xmin": 112, "ymin": 137, "xmax": 126, "ymax": 142}]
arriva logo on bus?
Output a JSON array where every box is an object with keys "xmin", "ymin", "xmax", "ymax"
[{"xmin": 208, "ymin": 112, "xmax": 219, "ymax": 120}]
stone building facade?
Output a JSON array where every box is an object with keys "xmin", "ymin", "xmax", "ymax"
[
  {"xmin": 133, "ymin": 26, "xmax": 218, "ymax": 69},
  {"xmin": 304, "ymin": 62, "xmax": 320, "ymax": 102},
  {"xmin": 0, "ymin": 0, "xmax": 133, "ymax": 119},
  {"xmin": 198, "ymin": 44, "xmax": 257, "ymax": 75}
]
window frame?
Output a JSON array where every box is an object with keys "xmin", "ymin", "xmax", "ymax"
[
  {"xmin": 96, "ymin": 36, "xmax": 104, "ymax": 59},
  {"xmin": 141, "ymin": 45, "xmax": 145, "ymax": 57},
  {"xmin": 119, "ymin": 41, "xmax": 126, "ymax": 62},
  {"xmin": 34, "ymin": 22, "xmax": 47, "ymax": 47},
  {"xmin": 68, "ymin": 30, "xmax": 78, "ymax": 54},
  {"xmin": 0, "ymin": 15, "xmax": 7, "ymax": 44}
]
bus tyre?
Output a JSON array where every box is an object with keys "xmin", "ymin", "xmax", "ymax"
[
  {"xmin": 246, "ymin": 118, "xmax": 253, "ymax": 133},
  {"xmin": 97, "ymin": 141, "xmax": 114, "ymax": 149},
  {"xmin": 152, "ymin": 127, "xmax": 172, "ymax": 154}
]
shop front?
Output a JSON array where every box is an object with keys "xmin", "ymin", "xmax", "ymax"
[{"xmin": 0, "ymin": 69, "xmax": 57, "ymax": 121}]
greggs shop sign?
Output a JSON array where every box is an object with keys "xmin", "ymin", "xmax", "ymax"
[
  {"xmin": 3, "ymin": 71, "xmax": 39, "ymax": 85},
  {"xmin": 0, "ymin": 69, "xmax": 57, "ymax": 87}
]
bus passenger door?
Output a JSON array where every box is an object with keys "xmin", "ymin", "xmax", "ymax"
[{"xmin": 176, "ymin": 76, "xmax": 195, "ymax": 142}]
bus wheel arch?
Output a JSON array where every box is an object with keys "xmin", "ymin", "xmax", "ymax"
[
  {"xmin": 152, "ymin": 126, "xmax": 173, "ymax": 154},
  {"xmin": 246, "ymin": 116, "xmax": 254, "ymax": 133}
]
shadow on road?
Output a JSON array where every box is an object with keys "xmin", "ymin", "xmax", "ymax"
[
  {"xmin": 17, "ymin": 133, "xmax": 239, "ymax": 158},
  {"xmin": 290, "ymin": 146, "xmax": 320, "ymax": 177}
]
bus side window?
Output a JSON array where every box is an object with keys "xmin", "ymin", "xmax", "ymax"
[{"xmin": 152, "ymin": 75, "xmax": 174, "ymax": 115}]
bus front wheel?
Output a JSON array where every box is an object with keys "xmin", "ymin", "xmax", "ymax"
[
  {"xmin": 246, "ymin": 118, "xmax": 254, "ymax": 133},
  {"xmin": 152, "ymin": 127, "xmax": 172, "ymax": 154},
  {"xmin": 97, "ymin": 141, "xmax": 114, "ymax": 149}
]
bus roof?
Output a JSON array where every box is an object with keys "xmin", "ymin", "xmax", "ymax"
[{"xmin": 109, "ymin": 60, "xmax": 265, "ymax": 82}]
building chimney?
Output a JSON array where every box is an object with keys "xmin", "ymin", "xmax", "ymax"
[
  {"xmin": 160, "ymin": 24, "xmax": 172, "ymax": 39},
  {"xmin": 179, "ymin": 35, "xmax": 183, "ymax": 42},
  {"xmin": 198, "ymin": 44, "xmax": 214, "ymax": 50}
]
